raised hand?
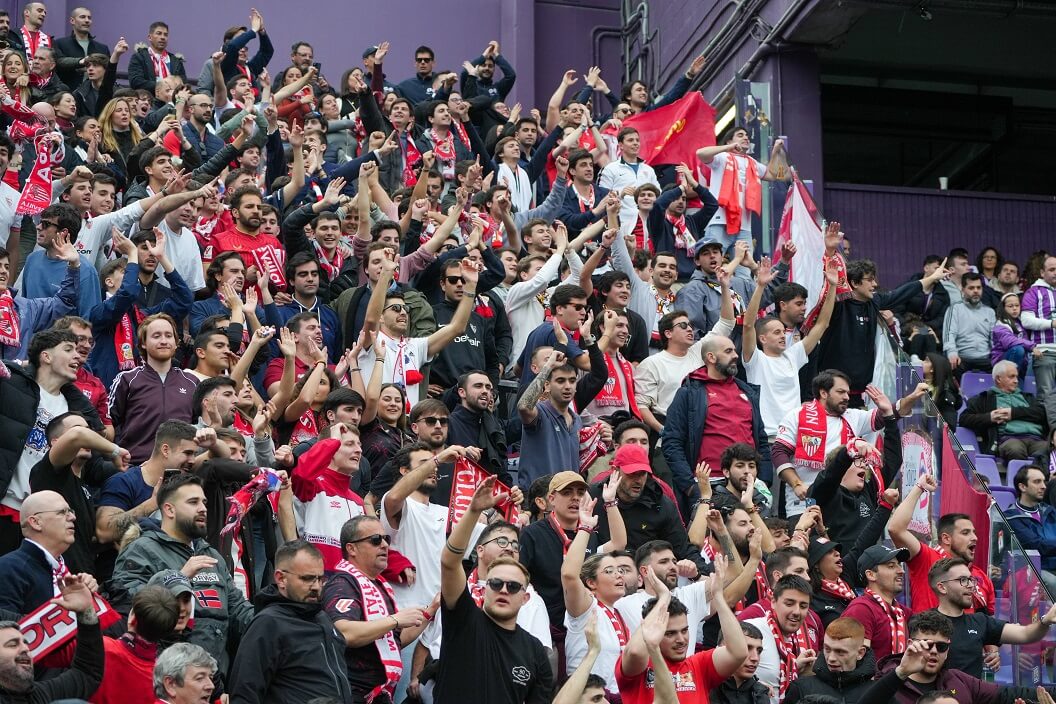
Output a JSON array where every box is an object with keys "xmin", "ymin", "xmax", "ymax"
[
  {"xmin": 561, "ymin": 69, "xmax": 578, "ymax": 87},
  {"xmin": 460, "ymin": 257, "xmax": 480, "ymax": 285},
  {"xmin": 897, "ymin": 639, "xmax": 930, "ymax": 677},
  {"xmin": 470, "ymin": 475, "xmax": 508, "ymax": 513},
  {"xmin": 781, "ymin": 239, "xmax": 797, "ymax": 264},
  {"xmin": 687, "ymin": 53, "xmax": 707, "ymax": 77},
  {"xmin": 755, "ymin": 255, "xmax": 774, "ymax": 286},
  {"xmin": 824, "ymin": 257, "xmax": 840, "ymax": 286},
  {"xmin": 146, "ymin": 228, "xmax": 167, "ymax": 260},
  {"xmin": 824, "ymin": 221, "xmax": 842, "ymax": 253},
  {"xmin": 916, "ymin": 473, "xmax": 938, "ymax": 493},
  {"xmin": 864, "ymin": 384, "xmax": 894, "ymax": 416},
  {"xmin": 583, "ymin": 609, "xmax": 600, "ymax": 654},
  {"xmin": 601, "ymin": 470, "xmax": 621, "ymax": 504},
  {"xmin": 578, "ymin": 495, "xmax": 599, "ymax": 530},
  {"xmin": 278, "ymin": 327, "xmax": 297, "ymax": 358},
  {"xmin": 795, "ymin": 648, "xmax": 817, "ymax": 674},
  {"xmin": 695, "ymin": 461, "xmax": 713, "ymax": 499},
  {"xmin": 375, "ymin": 41, "xmax": 389, "ymax": 63},
  {"xmin": 578, "ymin": 308, "xmax": 595, "ymax": 341},
  {"xmin": 54, "ymin": 231, "xmax": 79, "ymax": 264},
  {"xmin": 705, "ymin": 554, "xmax": 727, "ymax": 601},
  {"xmin": 51, "ymin": 574, "xmax": 94, "ymax": 614}
]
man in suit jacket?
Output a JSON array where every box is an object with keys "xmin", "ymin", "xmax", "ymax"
[
  {"xmin": 0, "ymin": 490, "xmax": 97, "ymax": 616},
  {"xmin": 127, "ymin": 21, "xmax": 186, "ymax": 93},
  {"xmin": 51, "ymin": 6, "xmax": 110, "ymax": 89}
]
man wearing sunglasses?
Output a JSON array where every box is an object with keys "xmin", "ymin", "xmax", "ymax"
[
  {"xmin": 929, "ymin": 556, "xmax": 1055, "ymax": 679},
  {"xmin": 324, "ymin": 515, "xmax": 433, "ymax": 704},
  {"xmin": 861, "ymin": 610, "xmax": 1056, "ymax": 704},
  {"xmin": 438, "ymin": 476, "xmax": 553, "ymax": 702},
  {"xmin": 14, "ymin": 203, "xmax": 99, "ymax": 319}
]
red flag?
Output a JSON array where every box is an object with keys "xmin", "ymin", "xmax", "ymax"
[
  {"xmin": 623, "ymin": 92, "xmax": 716, "ymax": 167},
  {"xmin": 939, "ymin": 431, "xmax": 990, "ymax": 573},
  {"xmin": 447, "ymin": 457, "xmax": 518, "ymax": 532}
]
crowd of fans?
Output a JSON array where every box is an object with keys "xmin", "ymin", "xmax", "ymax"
[{"xmin": 0, "ymin": 2, "xmax": 1054, "ymax": 703}]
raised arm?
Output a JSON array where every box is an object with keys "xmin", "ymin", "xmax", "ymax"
[
  {"xmin": 441, "ymin": 475, "xmax": 508, "ymax": 607},
  {"xmin": 888, "ymin": 473, "xmax": 937, "ymax": 559},
  {"xmin": 552, "ymin": 611, "xmax": 601, "ymax": 704},
  {"xmin": 561, "ymin": 495, "xmax": 602, "ymax": 618},
  {"xmin": 620, "ymin": 568, "xmax": 672, "ymax": 677},
  {"xmin": 517, "ymin": 349, "xmax": 563, "ymax": 426},
  {"xmin": 742, "ymin": 256, "xmax": 775, "ymax": 364},
  {"xmin": 426, "ymin": 258, "xmax": 478, "ymax": 357},
  {"xmin": 545, "ymin": 70, "xmax": 578, "ymax": 132},
  {"xmin": 801, "ymin": 260, "xmax": 840, "ymax": 354}
]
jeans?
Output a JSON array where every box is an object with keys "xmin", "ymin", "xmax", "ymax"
[
  {"xmin": 705, "ymin": 223, "xmax": 753, "ymax": 278},
  {"xmin": 1036, "ymin": 350, "xmax": 1056, "ymax": 402},
  {"xmin": 1002, "ymin": 345, "xmax": 1029, "ymax": 380}
]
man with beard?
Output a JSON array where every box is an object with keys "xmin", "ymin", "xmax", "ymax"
[
  {"xmin": 617, "ymin": 569, "xmax": 747, "ymax": 704},
  {"xmin": 448, "ymin": 370, "xmax": 508, "ymax": 479},
  {"xmin": 857, "ymin": 611, "xmax": 1056, "ymax": 704},
  {"xmin": 741, "ymin": 575, "xmax": 817, "ymax": 704},
  {"xmin": 204, "ymin": 187, "xmax": 284, "ymax": 283},
  {"xmin": 324, "ymin": 516, "xmax": 432, "ymax": 704},
  {"xmin": 711, "ymin": 443, "xmax": 771, "ymax": 516},
  {"xmin": 88, "ymin": 228, "xmax": 193, "ymax": 389},
  {"xmin": 771, "ymin": 370, "xmax": 884, "ymax": 521},
  {"xmin": 0, "ymin": 574, "xmax": 104, "ymax": 702},
  {"xmin": 943, "ymin": 272, "xmax": 996, "ymax": 378},
  {"xmin": 841, "ymin": 545, "xmax": 911, "ymax": 662},
  {"xmin": 662, "ymin": 334, "xmax": 771, "ymax": 516},
  {"xmin": 889, "ymin": 473, "xmax": 996, "ymax": 614},
  {"xmin": 516, "ymin": 349, "xmax": 585, "ymax": 491},
  {"xmin": 274, "ymin": 253, "xmax": 340, "ymax": 361},
  {"xmin": 95, "ymin": 420, "xmax": 199, "ymax": 546},
  {"xmin": 591, "ymin": 442, "xmax": 705, "ymax": 572},
  {"xmin": 109, "ymin": 313, "xmax": 199, "ymax": 464},
  {"xmin": 929, "ymin": 557, "xmax": 1054, "ymax": 679},
  {"xmin": 783, "ymin": 617, "xmax": 876, "ymax": 704},
  {"xmin": 229, "ymin": 540, "xmax": 352, "ymax": 703},
  {"xmin": 616, "ymin": 540, "xmax": 712, "ymax": 646},
  {"xmin": 112, "ymin": 474, "xmax": 254, "ymax": 679}
]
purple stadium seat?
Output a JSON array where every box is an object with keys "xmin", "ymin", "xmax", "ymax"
[
  {"xmin": 991, "ymin": 486, "xmax": 1016, "ymax": 511},
  {"xmin": 973, "ymin": 455, "xmax": 1001, "ymax": 487},
  {"xmin": 960, "ymin": 371, "xmax": 992, "ymax": 399}
]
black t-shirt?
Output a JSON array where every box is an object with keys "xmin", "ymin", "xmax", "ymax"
[
  {"xmin": 519, "ymin": 518, "xmax": 600, "ymax": 628},
  {"xmin": 29, "ymin": 454, "xmax": 117, "ymax": 576},
  {"xmin": 946, "ymin": 611, "xmax": 1006, "ymax": 678},
  {"xmin": 434, "ymin": 587, "xmax": 553, "ymax": 704},
  {"xmin": 322, "ymin": 570, "xmax": 401, "ymax": 701}
]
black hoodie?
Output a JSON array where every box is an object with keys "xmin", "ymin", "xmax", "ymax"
[
  {"xmin": 227, "ymin": 584, "xmax": 351, "ymax": 704},
  {"xmin": 784, "ymin": 648, "xmax": 877, "ymax": 704}
]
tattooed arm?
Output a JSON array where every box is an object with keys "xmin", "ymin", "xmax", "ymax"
[{"xmin": 517, "ymin": 350, "xmax": 564, "ymax": 426}]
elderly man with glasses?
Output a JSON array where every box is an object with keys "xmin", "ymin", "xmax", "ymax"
[{"xmin": 323, "ymin": 515, "xmax": 435, "ymax": 704}]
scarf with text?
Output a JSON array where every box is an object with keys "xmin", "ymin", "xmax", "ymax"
[
  {"xmin": 0, "ymin": 290, "xmax": 20, "ymax": 348},
  {"xmin": 401, "ymin": 130, "xmax": 421, "ymax": 186},
  {"xmin": 794, "ymin": 400, "xmax": 852, "ymax": 471},
  {"xmin": 866, "ymin": 588, "xmax": 907, "ymax": 654},
  {"xmin": 16, "ymin": 130, "xmax": 61, "ymax": 216},
  {"xmin": 290, "ymin": 409, "xmax": 319, "ymax": 446},
  {"xmin": 114, "ymin": 305, "xmax": 145, "ymax": 371},
  {"xmin": 447, "ymin": 456, "xmax": 519, "ymax": 533},
  {"xmin": 766, "ymin": 609, "xmax": 798, "ymax": 699},
  {"xmin": 592, "ymin": 351, "xmax": 640, "ymax": 418},
  {"xmin": 20, "ymin": 27, "xmax": 51, "ymax": 59},
  {"xmin": 334, "ymin": 559, "xmax": 402, "ymax": 702},
  {"xmin": 717, "ymin": 153, "xmax": 761, "ymax": 234},
  {"xmin": 666, "ymin": 212, "xmax": 695, "ymax": 252}
]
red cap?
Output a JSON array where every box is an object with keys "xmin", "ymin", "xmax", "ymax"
[{"xmin": 611, "ymin": 444, "xmax": 653, "ymax": 475}]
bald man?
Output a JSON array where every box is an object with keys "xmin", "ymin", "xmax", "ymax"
[
  {"xmin": 662, "ymin": 334, "xmax": 771, "ymax": 516},
  {"xmin": 0, "ymin": 490, "xmax": 98, "ymax": 616}
]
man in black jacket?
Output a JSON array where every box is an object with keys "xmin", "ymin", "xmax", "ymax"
[
  {"xmin": 448, "ymin": 370, "xmax": 507, "ymax": 478},
  {"xmin": 51, "ymin": 6, "xmax": 109, "ymax": 89},
  {"xmin": 711, "ymin": 621, "xmax": 772, "ymax": 704},
  {"xmin": 784, "ymin": 617, "xmax": 876, "ymax": 704},
  {"xmin": 227, "ymin": 540, "xmax": 351, "ymax": 704}
]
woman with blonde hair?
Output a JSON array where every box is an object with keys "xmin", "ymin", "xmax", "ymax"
[
  {"xmin": 2, "ymin": 51, "xmax": 30, "ymax": 104},
  {"xmin": 97, "ymin": 97, "xmax": 143, "ymax": 174}
]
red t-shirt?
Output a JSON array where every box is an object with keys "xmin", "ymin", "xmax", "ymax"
[
  {"xmin": 907, "ymin": 542, "xmax": 995, "ymax": 614},
  {"xmin": 841, "ymin": 594, "xmax": 910, "ymax": 661},
  {"xmin": 90, "ymin": 636, "xmax": 155, "ymax": 703},
  {"xmin": 616, "ymin": 648, "xmax": 724, "ymax": 704},
  {"xmin": 203, "ymin": 227, "xmax": 282, "ymax": 268},
  {"xmin": 696, "ymin": 374, "xmax": 755, "ymax": 477},
  {"xmin": 262, "ymin": 356, "xmax": 336, "ymax": 392},
  {"xmin": 737, "ymin": 599, "xmax": 822, "ymax": 650}
]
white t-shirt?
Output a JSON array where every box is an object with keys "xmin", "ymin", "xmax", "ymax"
[
  {"xmin": 6, "ymin": 389, "xmax": 68, "ymax": 512},
  {"xmin": 743, "ymin": 616, "xmax": 782, "ymax": 704},
  {"xmin": 357, "ymin": 333, "xmax": 432, "ymax": 409},
  {"xmin": 744, "ymin": 341, "xmax": 809, "ymax": 436},
  {"xmin": 130, "ymin": 220, "xmax": 207, "ymax": 292},
  {"xmin": 706, "ymin": 152, "xmax": 768, "ymax": 231},
  {"xmin": 420, "ymin": 582, "xmax": 552, "ymax": 657},
  {"xmin": 616, "ymin": 581, "xmax": 711, "ymax": 655},
  {"xmin": 633, "ymin": 340, "xmax": 706, "ymax": 417},
  {"xmin": 0, "ymin": 182, "xmax": 21, "ymax": 240},
  {"xmin": 565, "ymin": 598, "xmax": 626, "ymax": 694},
  {"xmin": 775, "ymin": 405, "xmax": 876, "ymax": 516},
  {"xmin": 381, "ymin": 493, "xmax": 484, "ymax": 609}
]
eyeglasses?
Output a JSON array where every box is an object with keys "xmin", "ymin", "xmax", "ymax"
[
  {"xmin": 445, "ymin": 276, "xmax": 465, "ymax": 285},
  {"xmin": 615, "ymin": 566, "xmax": 635, "ymax": 575},
  {"xmin": 418, "ymin": 416, "xmax": 448, "ymax": 427},
  {"xmin": 384, "ymin": 303, "xmax": 408, "ymax": 314},
  {"xmin": 38, "ymin": 219, "xmax": 59, "ymax": 230},
  {"xmin": 940, "ymin": 575, "xmax": 977, "ymax": 588},
  {"xmin": 31, "ymin": 507, "xmax": 74, "ymax": 518},
  {"xmin": 480, "ymin": 536, "xmax": 520, "ymax": 551},
  {"xmin": 671, "ymin": 321, "xmax": 692, "ymax": 330},
  {"xmin": 74, "ymin": 335, "xmax": 95, "ymax": 347},
  {"xmin": 565, "ymin": 303, "xmax": 586, "ymax": 312},
  {"xmin": 350, "ymin": 533, "xmax": 392, "ymax": 547},
  {"xmin": 599, "ymin": 567, "xmax": 623, "ymax": 576},
  {"xmin": 917, "ymin": 639, "xmax": 951, "ymax": 653},
  {"xmin": 415, "ymin": 57, "xmax": 433, "ymax": 63},
  {"xmin": 279, "ymin": 569, "xmax": 326, "ymax": 585},
  {"xmin": 485, "ymin": 578, "xmax": 525, "ymax": 594}
]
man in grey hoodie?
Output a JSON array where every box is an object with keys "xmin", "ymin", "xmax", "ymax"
[{"xmin": 943, "ymin": 272, "xmax": 995, "ymax": 378}]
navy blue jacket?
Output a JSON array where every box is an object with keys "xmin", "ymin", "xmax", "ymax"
[
  {"xmin": 1006, "ymin": 501, "xmax": 1056, "ymax": 570},
  {"xmin": 0, "ymin": 540, "xmax": 61, "ymax": 616},
  {"xmin": 662, "ymin": 373, "xmax": 772, "ymax": 495},
  {"xmin": 559, "ymin": 183, "xmax": 611, "ymax": 239},
  {"xmin": 220, "ymin": 29, "xmax": 273, "ymax": 87}
]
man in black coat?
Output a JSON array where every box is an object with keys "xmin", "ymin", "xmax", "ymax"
[
  {"xmin": 127, "ymin": 21, "xmax": 186, "ymax": 93},
  {"xmin": 51, "ymin": 6, "xmax": 109, "ymax": 89},
  {"xmin": 447, "ymin": 370, "xmax": 508, "ymax": 479},
  {"xmin": 227, "ymin": 540, "xmax": 352, "ymax": 704},
  {"xmin": 784, "ymin": 616, "xmax": 877, "ymax": 704}
]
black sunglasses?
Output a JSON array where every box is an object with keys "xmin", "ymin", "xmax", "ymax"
[
  {"xmin": 486, "ymin": 578, "xmax": 525, "ymax": 595},
  {"xmin": 384, "ymin": 303, "xmax": 408, "ymax": 313},
  {"xmin": 415, "ymin": 57, "xmax": 433, "ymax": 63},
  {"xmin": 418, "ymin": 416, "xmax": 448, "ymax": 426},
  {"xmin": 350, "ymin": 533, "xmax": 391, "ymax": 547},
  {"xmin": 671, "ymin": 321, "xmax": 692, "ymax": 330},
  {"xmin": 445, "ymin": 276, "xmax": 465, "ymax": 285},
  {"xmin": 39, "ymin": 219, "xmax": 60, "ymax": 230},
  {"xmin": 917, "ymin": 639, "xmax": 951, "ymax": 653}
]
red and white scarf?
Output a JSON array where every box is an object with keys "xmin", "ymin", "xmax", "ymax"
[
  {"xmin": 467, "ymin": 568, "xmax": 487, "ymax": 607},
  {"xmin": 20, "ymin": 27, "xmax": 50, "ymax": 59},
  {"xmin": 820, "ymin": 578, "xmax": 856, "ymax": 602},
  {"xmin": 290, "ymin": 409, "xmax": 319, "ymax": 446},
  {"xmin": 547, "ymin": 511, "xmax": 574, "ymax": 555},
  {"xmin": 148, "ymin": 48, "xmax": 171, "ymax": 79},
  {"xmin": 0, "ymin": 290, "xmax": 20, "ymax": 349},
  {"xmin": 794, "ymin": 400, "xmax": 852, "ymax": 471},
  {"xmin": 754, "ymin": 562, "xmax": 772, "ymax": 601},
  {"xmin": 630, "ymin": 216, "xmax": 651, "ymax": 254},
  {"xmin": 576, "ymin": 185, "xmax": 596, "ymax": 212},
  {"xmin": 400, "ymin": 130, "xmax": 421, "ymax": 187},
  {"xmin": 592, "ymin": 351, "xmax": 640, "ymax": 418},
  {"xmin": 666, "ymin": 212, "xmax": 695, "ymax": 252},
  {"xmin": 313, "ymin": 240, "xmax": 344, "ymax": 281},
  {"xmin": 717, "ymin": 153, "xmax": 761, "ymax": 234},
  {"xmin": 334, "ymin": 560, "xmax": 401, "ymax": 703},
  {"xmin": 114, "ymin": 305, "xmax": 145, "ymax": 371},
  {"xmin": 766, "ymin": 609, "xmax": 798, "ymax": 698},
  {"xmin": 428, "ymin": 128, "xmax": 456, "ymax": 179},
  {"xmin": 866, "ymin": 588, "xmax": 907, "ymax": 654},
  {"xmin": 598, "ymin": 600, "xmax": 629, "ymax": 647},
  {"xmin": 452, "ymin": 120, "xmax": 470, "ymax": 155},
  {"xmin": 16, "ymin": 130, "xmax": 61, "ymax": 216}
]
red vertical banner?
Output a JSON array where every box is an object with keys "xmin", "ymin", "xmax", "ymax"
[{"xmin": 939, "ymin": 431, "xmax": 991, "ymax": 573}]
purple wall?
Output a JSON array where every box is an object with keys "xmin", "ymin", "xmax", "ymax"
[
  {"xmin": 826, "ymin": 183, "xmax": 1055, "ymax": 283},
  {"xmin": 16, "ymin": 0, "xmax": 620, "ymax": 109}
]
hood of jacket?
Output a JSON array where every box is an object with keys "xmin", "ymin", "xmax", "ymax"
[
  {"xmin": 253, "ymin": 583, "xmax": 324, "ymax": 619},
  {"xmin": 813, "ymin": 648, "xmax": 877, "ymax": 687}
]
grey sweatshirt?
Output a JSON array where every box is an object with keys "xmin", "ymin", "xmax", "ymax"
[{"xmin": 943, "ymin": 300, "xmax": 995, "ymax": 360}]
